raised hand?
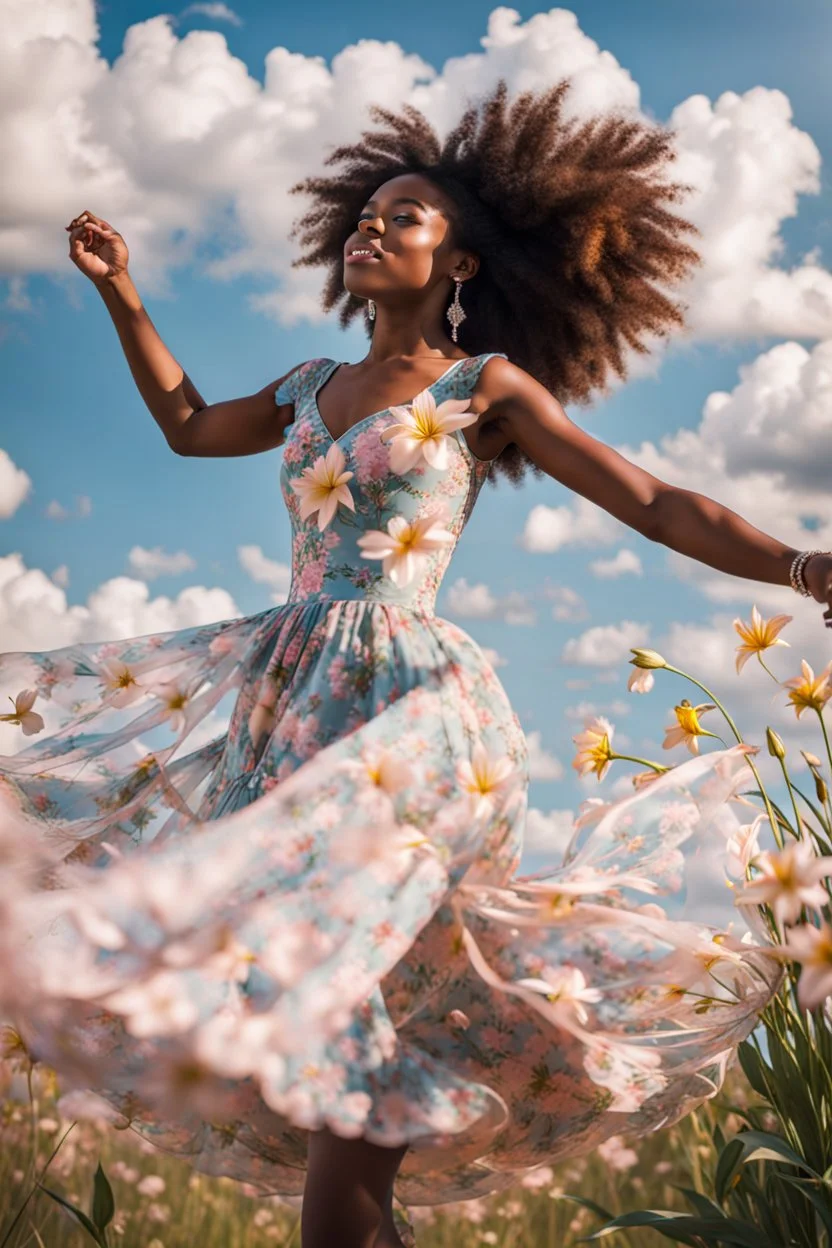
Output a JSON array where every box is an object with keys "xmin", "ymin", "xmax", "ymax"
[{"xmin": 65, "ymin": 210, "xmax": 129, "ymax": 285}]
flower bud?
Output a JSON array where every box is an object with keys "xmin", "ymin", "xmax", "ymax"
[
  {"xmin": 815, "ymin": 773, "xmax": 828, "ymax": 805},
  {"xmin": 801, "ymin": 750, "xmax": 822, "ymax": 769},
  {"xmin": 765, "ymin": 727, "xmax": 786, "ymax": 760},
  {"xmin": 629, "ymin": 648, "xmax": 667, "ymax": 670}
]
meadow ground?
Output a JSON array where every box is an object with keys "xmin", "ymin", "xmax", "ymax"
[{"xmin": 1, "ymin": 1058, "xmax": 755, "ymax": 1248}]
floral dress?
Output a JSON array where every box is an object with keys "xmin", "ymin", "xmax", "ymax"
[{"xmin": 0, "ymin": 354, "xmax": 779, "ymax": 1207}]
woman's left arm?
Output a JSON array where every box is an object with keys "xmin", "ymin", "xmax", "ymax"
[{"xmin": 475, "ymin": 359, "xmax": 832, "ymax": 628}]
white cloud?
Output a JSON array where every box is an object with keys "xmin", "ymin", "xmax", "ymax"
[
  {"xmin": 522, "ymin": 806, "xmax": 576, "ymax": 857},
  {"xmin": 45, "ymin": 494, "xmax": 92, "ymax": 521},
  {"xmin": 564, "ymin": 698, "xmax": 631, "ymax": 720},
  {"xmin": 589, "ymin": 548, "xmax": 643, "ymax": 579},
  {"xmin": 480, "ymin": 646, "xmax": 507, "ymax": 668},
  {"xmin": 444, "ymin": 577, "xmax": 536, "ymax": 625},
  {"xmin": 0, "ymin": 449, "xmax": 31, "ymax": 518},
  {"xmin": 50, "ymin": 564, "xmax": 69, "ymax": 587},
  {"xmin": 669, "ymin": 88, "xmax": 831, "ymax": 340},
  {"xmin": 518, "ymin": 497, "xmax": 623, "ymax": 553},
  {"xmin": 237, "ymin": 544, "xmax": 291, "ymax": 604},
  {"xmin": 0, "ymin": 552, "xmax": 240, "ymax": 652},
  {"xmin": 179, "ymin": 3, "xmax": 242, "ymax": 26},
  {"xmin": 545, "ymin": 584, "xmax": 590, "ymax": 623},
  {"xmin": 561, "ymin": 619, "xmax": 651, "ymax": 667},
  {"xmin": 525, "ymin": 729, "xmax": 564, "ymax": 781},
  {"xmin": 128, "ymin": 545, "xmax": 197, "ymax": 580},
  {"xmin": 2, "ymin": 3, "xmax": 828, "ymax": 342},
  {"xmin": 613, "ymin": 337, "xmax": 832, "ymax": 594}
]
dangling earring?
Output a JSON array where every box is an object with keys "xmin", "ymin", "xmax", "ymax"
[
  {"xmin": 446, "ymin": 277, "xmax": 466, "ymax": 343},
  {"xmin": 368, "ymin": 299, "xmax": 376, "ymax": 321}
]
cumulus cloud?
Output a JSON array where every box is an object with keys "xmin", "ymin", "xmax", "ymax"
[
  {"xmin": 2, "ymin": 2, "xmax": 829, "ymax": 343},
  {"xmin": 522, "ymin": 805, "xmax": 576, "ymax": 857},
  {"xmin": 613, "ymin": 336, "xmax": 832, "ymax": 600},
  {"xmin": 0, "ymin": 449, "xmax": 31, "ymax": 518},
  {"xmin": 45, "ymin": 494, "xmax": 92, "ymax": 521},
  {"xmin": 544, "ymin": 584, "xmax": 590, "ymax": 623},
  {"xmin": 237, "ymin": 544, "xmax": 291, "ymax": 603},
  {"xmin": 444, "ymin": 577, "xmax": 536, "ymax": 625},
  {"xmin": 128, "ymin": 545, "xmax": 197, "ymax": 579},
  {"xmin": 179, "ymin": 3, "xmax": 242, "ymax": 26},
  {"xmin": 561, "ymin": 619, "xmax": 651, "ymax": 667},
  {"xmin": 563, "ymin": 698, "xmax": 631, "ymax": 721},
  {"xmin": 589, "ymin": 548, "xmax": 643, "ymax": 579},
  {"xmin": 525, "ymin": 728, "xmax": 564, "ymax": 781},
  {"xmin": 518, "ymin": 497, "xmax": 624, "ymax": 553},
  {"xmin": 0, "ymin": 552, "xmax": 240, "ymax": 652},
  {"xmin": 480, "ymin": 646, "xmax": 507, "ymax": 668}
]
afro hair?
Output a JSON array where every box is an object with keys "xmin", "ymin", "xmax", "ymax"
[{"xmin": 286, "ymin": 77, "xmax": 702, "ymax": 486}]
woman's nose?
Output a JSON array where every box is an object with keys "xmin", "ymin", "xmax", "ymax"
[{"xmin": 359, "ymin": 218, "xmax": 382, "ymax": 236}]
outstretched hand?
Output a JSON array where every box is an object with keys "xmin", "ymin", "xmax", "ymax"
[{"xmin": 804, "ymin": 554, "xmax": 832, "ymax": 630}]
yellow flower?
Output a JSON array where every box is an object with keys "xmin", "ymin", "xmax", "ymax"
[
  {"xmin": 572, "ymin": 716, "xmax": 615, "ymax": 781},
  {"xmin": 289, "ymin": 443, "xmax": 355, "ymax": 531},
  {"xmin": 782, "ymin": 658, "xmax": 832, "ymax": 719},
  {"xmin": 629, "ymin": 648, "xmax": 667, "ymax": 670},
  {"xmin": 733, "ymin": 604, "xmax": 792, "ymax": 674},
  {"xmin": 662, "ymin": 700, "xmax": 719, "ymax": 755},
  {"xmin": 380, "ymin": 388, "xmax": 477, "ymax": 473},
  {"xmin": 0, "ymin": 689, "xmax": 44, "ymax": 736}
]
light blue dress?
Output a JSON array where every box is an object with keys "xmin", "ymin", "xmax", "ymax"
[{"xmin": 0, "ymin": 354, "xmax": 779, "ymax": 1206}]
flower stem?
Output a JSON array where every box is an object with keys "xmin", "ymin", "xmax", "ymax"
[
  {"xmin": 664, "ymin": 664, "xmax": 783, "ymax": 849},
  {"xmin": 609, "ymin": 752, "xmax": 670, "ymax": 773}
]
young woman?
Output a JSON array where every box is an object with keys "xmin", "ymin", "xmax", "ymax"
[{"xmin": 4, "ymin": 79, "xmax": 831, "ymax": 1248}]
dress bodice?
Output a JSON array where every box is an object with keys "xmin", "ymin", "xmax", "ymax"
[{"xmin": 275, "ymin": 354, "xmax": 507, "ymax": 615}]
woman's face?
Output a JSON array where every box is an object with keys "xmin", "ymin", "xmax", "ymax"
[{"xmin": 343, "ymin": 172, "xmax": 473, "ymax": 304}]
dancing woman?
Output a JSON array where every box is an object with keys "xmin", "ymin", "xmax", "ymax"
[{"xmin": 4, "ymin": 79, "xmax": 831, "ymax": 1248}]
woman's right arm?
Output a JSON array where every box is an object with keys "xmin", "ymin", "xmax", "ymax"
[{"xmin": 67, "ymin": 210, "xmax": 295, "ymax": 458}]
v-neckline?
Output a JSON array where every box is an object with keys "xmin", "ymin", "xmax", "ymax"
[{"xmin": 311, "ymin": 356, "xmax": 472, "ymax": 447}]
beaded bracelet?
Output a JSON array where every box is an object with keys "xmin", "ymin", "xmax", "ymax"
[{"xmin": 789, "ymin": 549, "xmax": 827, "ymax": 597}]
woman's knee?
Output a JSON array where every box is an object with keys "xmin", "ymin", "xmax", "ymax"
[{"xmin": 301, "ymin": 1127, "xmax": 408, "ymax": 1248}]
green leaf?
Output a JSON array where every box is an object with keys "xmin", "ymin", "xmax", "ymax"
[
  {"xmin": 38, "ymin": 1186, "xmax": 107, "ymax": 1246},
  {"xmin": 551, "ymin": 1193, "xmax": 615, "ymax": 1222},
  {"xmin": 673, "ymin": 1185, "xmax": 730, "ymax": 1219},
  {"xmin": 91, "ymin": 1163, "xmax": 115, "ymax": 1232},
  {"xmin": 738, "ymin": 1043, "xmax": 773, "ymax": 1101},
  {"xmin": 715, "ymin": 1138, "xmax": 745, "ymax": 1205},
  {"xmin": 779, "ymin": 1175, "xmax": 832, "ymax": 1238},
  {"xmin": 579, "ymin": 1209, "xmax": 774, "ymax": 1247},
  {"xmin": 734, "ymin": 1130, "xmax": 820, "ymax": 1178}
]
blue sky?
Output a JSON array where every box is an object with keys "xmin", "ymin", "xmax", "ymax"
[{"xmin": 2, "ymin": 0, "xmax": 831, "ymax": 864}]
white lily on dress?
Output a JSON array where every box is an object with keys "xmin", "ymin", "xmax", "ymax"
[
  {"xmin": 514, "ymin": 965, "xmax": 602, "ymax": 1026},
  {"xmin": 289, "ymin": 443, "xmax": 355, "ymax": 531},
  {"xmin": 456, "ymin": 740, "xmax": 520, "ymax": 819},
  {"xmin": 380, "ymin": 387, "xmax": 478, "ymax": 473},
  {"xmin": 0, "ymin": 689, "xmax": 44, "ymax": 735},
  {"xmin": 97, "ymin": 659, "xmax": 145, "ymax": 707},
  {"xmin": 357, "ymin": 505, "xmax": 454, "ymax": 587}
]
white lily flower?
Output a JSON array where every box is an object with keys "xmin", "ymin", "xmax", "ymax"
[
  {"xmin": 456, "ymin": 740, "xmax": 520, "ymax": 819},
  {"xmin": 357, "ymin": 506, "xmax": 454, "ymax": 587},
  {"xmin": 380, "ymin": 387, "xmax": 477, "ymax": 473},
  {"xmin": 0, "ymin": 689, "xmax": 44, "ymax": 736},
  {"xmin": 289, "ymin": 443, "xmax": 355, "ymax": 531}
]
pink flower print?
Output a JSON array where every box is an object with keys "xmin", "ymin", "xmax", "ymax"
[
  {"xmin": 328, "ymin": 655, "xmax": 352, "ymax": 699},
  {"xmin": 295, "ymin": 557, "xmax": 326, "ymax": 597},
  {"xmin": 351, "ymin": 427, "xmax": 390, "ymax": 484}
]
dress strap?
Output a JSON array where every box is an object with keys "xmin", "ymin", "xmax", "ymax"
[
  {"xmin": 274, "ymin": 358, "xmax": 335, "ymax": 409},
  {"xmin": 443, "ymin": 352, "xmax": 508, "ymax": 401}
]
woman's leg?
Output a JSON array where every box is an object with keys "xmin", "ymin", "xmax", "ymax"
[{"xmin": 301, "ymin": 1126, "xmax": 409, "ymax": 1248}]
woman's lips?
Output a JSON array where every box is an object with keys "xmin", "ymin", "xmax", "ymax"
[{"xmin": 345, "ymin": 253, "xmax": 382, "ymax": 264}]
